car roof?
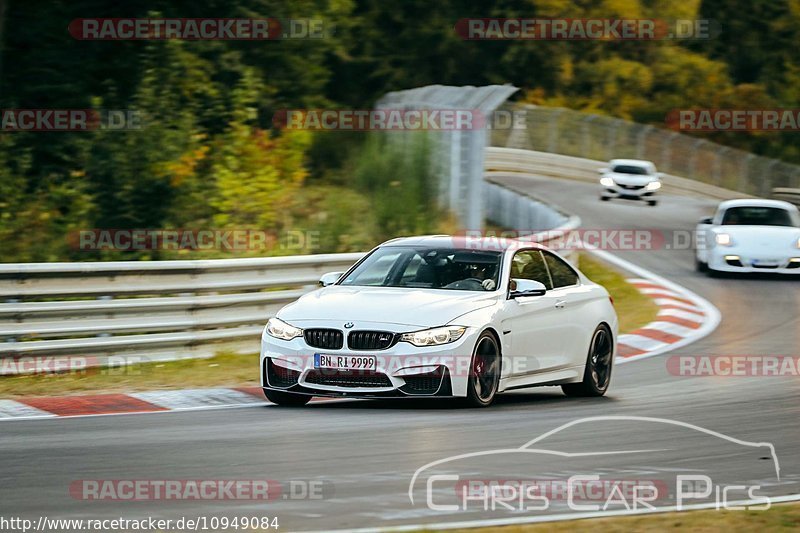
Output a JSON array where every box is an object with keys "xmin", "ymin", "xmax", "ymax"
[
  {"xmin": 717, "ymin": 198, "xmax": 799, "ymax": 211},
  {"xmin": 379, "ymin": 235, "xmax": 547, "ymax": 251},
  {"xmin": 609, "ymin": 159, "xmax": 655, "ymax": 167}
]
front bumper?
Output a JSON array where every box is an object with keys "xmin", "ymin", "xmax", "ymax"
[
  {"xmin": 708, "ymin": 251, "xmax": 800, "ymax": 274},
  {"xmin": 601, "ymin": 184, "xmax": 657, "ymax": 200},
  {"xmin": 259, "ymin": 325, "xmax": 481, "ymax": 398}
]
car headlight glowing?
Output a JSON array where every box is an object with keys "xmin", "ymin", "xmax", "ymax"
[
  {"xmin": 715, "ymin": 233, "xmax": 732, "ymax": 246},
  {"xmin": 600, "ymin": 177, "xmax": 615, "ymax": 187},
  {"xmin": 646, "ymin": 181, "xmax": 662, "ymax": 191},
  {"xmin": 266, "ymin": 317, "xmax": 303, "ymax": 341},
  {"xmin": 400, "ymin": 326, "xmax": 466, "ymax": 347}
]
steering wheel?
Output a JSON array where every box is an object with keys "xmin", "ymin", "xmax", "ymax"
[{"xmin": 443, "ymin": 278, "xmax": 485, "ymax": 290}]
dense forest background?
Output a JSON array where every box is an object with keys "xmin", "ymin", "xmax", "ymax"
[{"xmin": 1, "ymin": 0, "xmax": 798, "ymax": 261}]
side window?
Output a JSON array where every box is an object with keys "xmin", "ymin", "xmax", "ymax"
[
  {"xmin": 511, "ymin": 250, "xmax": 552, "ymax": 289},
  {"xmin": 543, "ymin": 252, "xmax": 579, "ymax": 288}
]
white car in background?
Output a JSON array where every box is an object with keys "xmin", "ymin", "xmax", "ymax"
[
  {"xmin": 599, "ymin": 159, "xmax": 662, "ymax": 206},
  {"xmin": 696, "ymin": 199, "xmax": 800, "ymax": 275},
  {"xmin": 260, "ymin": 236, "xmax": 618, "ymax": 407}
]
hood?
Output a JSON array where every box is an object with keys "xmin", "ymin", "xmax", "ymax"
[
  {"xmin": 607, "ymin": 172, "xmax": 656, "ymax": 186},
  {"xmin": 278, "ymin": 285, "xmax": 500, "ymax": 328},
  {"xmin": 714, "ymin": 225, "xmax": 800, "ymax": 247}
]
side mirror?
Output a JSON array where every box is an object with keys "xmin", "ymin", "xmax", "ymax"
[
  {"xmin": 318, "ymin": 271, "xmax": 344, "ymax": 287},
  {"xmin": 508, "ymin": 278, "xmax": 547, "ymax": 298},
  {"xmin": 698, "ymin": 217, "xmax": 713, "ymax": 225}
]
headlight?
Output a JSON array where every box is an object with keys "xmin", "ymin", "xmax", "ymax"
[
  {"xmin": 715, "ymin": 233, "xmax": 732, "ymax": 246},
  {"xmin": 796, "ymin": 237, "xmax": 800, "ymax": 249},
  {"xmin": 646, "ymin": 181, "xmax": 662, "ymax": 191},
  {"xmin": 600, "ymin": 177, "xmax": 615, "ymax": 187},
  {"xmin": 400, "ymin": 326, "xmax": 466, "ymax": 347},
  {"xmin": 266, "ymin": 317, "xmax": 303, "ymax": 341}
]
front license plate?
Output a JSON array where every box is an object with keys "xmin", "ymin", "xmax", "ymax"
[
  {"xmin": 314, "ymin": 354, "xmax": 377, "ymax": 371},
  {"xmin": 752, "ymin": 259, "xmax": 780, "ymax": 266}
]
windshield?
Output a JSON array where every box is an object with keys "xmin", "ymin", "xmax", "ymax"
[
  {"xmin": 339, "ymin": 246, "xmax": 502, "ymax": 291},
  {"xmin": 612, "ymin": 165, "xmax": 651, "ymax": 175},
  {"xmin": 721, "ymin": 206, "xmax": 797, "ymax": 227}
]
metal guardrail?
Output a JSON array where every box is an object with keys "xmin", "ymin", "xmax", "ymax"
[
  {"xmin": 772, "ymin": 188, "xmax": 800, "ymax": 208},
  {"xmin": 493, "ymin": 104, "xmax": 800, "ymax": 197},
  {"xmin": 0, "ymin": 254, "xmax": 364, "ymax": 372}
]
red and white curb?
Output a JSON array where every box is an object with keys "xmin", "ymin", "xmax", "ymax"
[
  {"xmin": 0, "ymin": 386, "xmax": 349, "ymax": 421},
  {"xmin": 588, "ymin": 249, "xmax": 721, "ymax": 365},
  {"xmin": 616, "ymin": 279, "xmax": 708, "ymax": 359},
  {"xmin": 0, "ymin": 387, "xmax": 271, "ymax": 421}
]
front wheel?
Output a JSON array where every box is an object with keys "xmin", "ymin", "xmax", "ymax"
[
  {"xmin": 695, "ymin": 255, "xmax": 708, "ymax": 273},
  {"xmin": 647, "ymin": 200, "xmax": 658, "ymax": 207},
  {"xmin": 263, "ymin": 388, "xmax": 311, "ymax": 406},
  {"xmin": 465, "ymin": 331, "xmax": 501, "ymax": 407},
  {"xmin": 562, "ymin": 324, "xmax": 613, "ymax": 397}
]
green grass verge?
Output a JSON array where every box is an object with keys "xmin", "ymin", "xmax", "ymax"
[
  {"xmin": 578, "ymin": 252, "xmax": 658, "ymax": 333},
  {"xmin": 0, "ymin": 352, "xmax": 260, "ymax": 398},
  {"xmin": 440, "ymin": 502, "xmax": 800, "ymax": 532},
  {"xmin": 0, "ymin": 254, "xmax": 657, "ymax": 398}
]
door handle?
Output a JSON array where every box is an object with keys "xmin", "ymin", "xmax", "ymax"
[{"xmin": 555, "ymin": 300, "xmax": 566, "ymax": 309}]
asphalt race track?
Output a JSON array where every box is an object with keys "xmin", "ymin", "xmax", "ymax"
[{"xmin": 2, "ymin": 174, "xmax": 799, "ymax": 531}]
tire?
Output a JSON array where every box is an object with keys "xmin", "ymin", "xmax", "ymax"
[
  {"xmin": 465, "ymin": 331, "xmax": 501, "ymax": 407},
  {"xmin": 263, "ymin": 388, "xmax": 312, "ymax": 406},
  {"xmin": 562, "ymin": 324, "xmax": 613, "ymax": 397},
  {"xmin": 600, "ymin": 196, "xmax": 610, "ymax": 202},
  {"xmin": 647, "ymin": 200, "xmax": 658, "ymax": 207},
  {"xmin": 695, "ymin": 256, "xmax": 708, "ymax": 273}
]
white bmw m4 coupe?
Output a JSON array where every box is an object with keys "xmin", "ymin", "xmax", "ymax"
[{"xmin": 260, "ymin": 236, "xmax": 618, "ymax": 407}]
